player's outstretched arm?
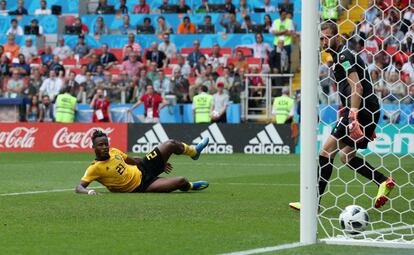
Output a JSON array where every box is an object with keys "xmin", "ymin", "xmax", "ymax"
[{"xmin": 75, "ymin": 180, "xmax": 97, "ymax": 195}]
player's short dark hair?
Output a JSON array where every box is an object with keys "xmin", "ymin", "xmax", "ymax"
[
  {"xmin": 321, "ymin": 21, "xmax": 338, "ymax": 35},
  {"xmin": 92, "ymin": 130, "xmax": 107, "ymax": 145}
]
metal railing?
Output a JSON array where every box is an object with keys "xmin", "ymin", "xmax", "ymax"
[{"xmin": 242, "ymin": 73, "xmax": 294, "ymax": 121}]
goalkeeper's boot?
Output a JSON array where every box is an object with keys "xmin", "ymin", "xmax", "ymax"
[
  {"xmin": 374, "ymin": 177, "xmax": 395, "ymax": 208},
  {"xmin": 191, "ymin": 137, "xmax": 209, "ymax": 160},
  {"xmin": 289, "ymin": 202, "xmax": 301, "ymax": 211},
  {"xmin": 190, "ymin": 181, "xmax": 209, "ymax": 191}
]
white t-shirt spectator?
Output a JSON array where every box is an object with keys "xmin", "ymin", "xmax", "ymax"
[
  {"xmin": 39, "ymin": 77, "xmax": 63, "ymax": 101},
  {"xmin": 20, "ymin": 45, "xmax": 38, "ymax": 60},
  {"xmin": 402, "ymin": 62, "xmax": 414, "ymax": 80},
  {"xmin": 7, "ymin": 26, "xmax": 23, "ymax": 36},
  {"xmin": 158, "ymin": 42, "xmax": 177, "ymax": 59},
  {"xmin": 53, "ymin": 45, "xmax": 73, "ymax": 60},
  {"xmin": 35, "ymin": 8, "xmax": 51, "ymax": 15},
  {"xmin": 212, "ymin": 92, "xmax": 229, "ymax": 114}
]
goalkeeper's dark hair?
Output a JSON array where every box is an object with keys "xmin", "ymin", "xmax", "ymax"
[
  {"xmin": 321, "ymin": 21, "xmax": 338, "ymax": 35},
  {"xmin": 91, "ymin": 129, "xmax": 107, "ymax": 144}
]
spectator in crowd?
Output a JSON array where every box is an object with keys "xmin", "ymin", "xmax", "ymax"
[
  {"xmin": 175, "ymin": 54, "xmax": 191, "ymax": 78},
  {"xmin": 356, "ymin": 14, "xmax": 373, "ymax": 40},
  {"xmin": 118, "ymin": 0, "xmax": 129, "ymax": 14},
  {"xmin": 191, "ymin": 69, "xmax": 213, "ymax": 100},
  {"xmin": 95, "ymin": 0, "xmax": 108, "ymax": 14},
  {"xmin": 211, "ymin": 82, "xmax": 229, "ymax": 123},
  {"xmin": 133, "ymin": 0, "xmax": 150, "ymax": 14},
  {"xmin": 384, "ymin": 23, "xmax": 404, "ymax": 48},
  {"xmin": 20, "ymin": 37, "xmax": 38, "ymax": 62},
  {"xmin": 177, "ymin": 16, "xmax": 197, "ymax": 34},
  {"xmin": 195, "ymin": 55, "xmax": 208, "ymax": 77},
  {"xmin": 159, "ymin": 0, "xmax": 174, "ymax": 13},
  {"xmin": 0, "ymin": 54, "xmax": 10, "ymax": 78},
  {"xmin": 193, "ymin": 85, "xmax": 213, "ymax": 123},
  {"xmin": 207, "ymin": 44, "xmax": 225, "ymax": 70},
  {"xmin": 321, "ymin": 0, "xmax": 338, "ymax": 22},
  {"xmin": 248, "ymin": 66, "xmax": 264, "ymax": 99},
  {"xmin": 241, "ymin": 15, "xmax": 256, "ymax": 31},
  {"xmin": 170, "ymin": 67, "xmax": 190, "ymax": 103},
  {"xmin": 123, "ymin": 33, "xmax": 142, "ymax": 56},
  {"xmin": 140, "ymin": 17, "xmax": 155, "ymax": 33},
  {"xmin": 93, "ymin": 64, "xmax": 106, "ymax": 84},
  {"xmin": 196, "ymin": 0, "xmax": 210, "ymax": 13},
  {"xmin": 269, "ymin": 39, "xmax": 289, "ymax": 74},
  {"xmin": 402, "ymin": 56, "xmax": 414, "ymax": 80},
  {"xmin": 156, "ymin": 16, "xmax": 173, "ymax": 35},
  {"xmin": 0, "ymin": 0, "xmax": 9, "ymax": 15},
  {"xmin": 91, "ymin": 88, "xmax": 112, "ymax": 122},
  {"xmin": 270, "ymin": 9, "xmax": 295, "ymax": 66},
  {"xmin": 402, "ymin": 35, "xmax": 414, "ymax": 53},
  {"xmin": 129, "ymin": 84, "xmax": 168, "ymax": 123},
  {"xmin": 26, "ymin": 96, "xmax": 40, "ymax": 122},
  {"xmin": 187, "ymin": 40, "xmax": 204, "ymax": 67},
  {"xmin": 53, "ymin": 38, "xmax": 73, "ymax": 60},
  {"xmin": 123, "ymin": 45, "xmax": 133, "ymax": 61},
  {"xmin": 224, "ymin": 0, "xmax": 236, "ymax": 14},
  {"xmin": 5, "ymin": 70, "xmax": 25, "ymax": 98},
  {"xmin": 99, "ymin": 71, "xmax": 114, "ymax": 94},
  {"xmin": 49, "ymin": 56, "xmax": 65, "ymax": 76},
  {"xmin": 272, "ymin": 86, "xmax": 294, "ymax": 124},
  {"xmin": 73, "ymin": 17, "xmax": 89, "ymax": 35},
  {"xmin": 30, "ymin": 19, "xmax": 44, "ymax": 36},
  {"xmin": 263, "ymin": 14, "xmax": 273, "ymax": 33},
  {"xmin": 365, "ymin": 0, "xmax": 380, "ymax": 24},
  {"xmin": 239, "ymin": 33, "xmax": 272, "ymax": 60},
  {"xmin": 153, "ymin": 70, "xmax": 171, "ymax": 97},
  {"xmin": 233, "ymin": 50, "xmax": 249, "ymax": 71},
  {"xmin": 216, "ymin": 67, "xmax": 234, "ymax": 94},
  {"xmin": 220, "ymin": 13, "xmax": 241, "ymax": 33},
  {"xmin": 158, "ymin": 33, "xmax": 177, "ymax": 59},
  {"xmin": 99, "ymin": 43, "xmax": 117, "ymax": 69},
  {"xmin": 10, "ymin": 0, "xmax": 27, "ymax": 15},
  {"xmin": 145, "ymin": 42, "xmax": 167, "ymax": 68},
  {"xmin": 121, "ymin": 52, "xmax": 143, "ymax": 77},
  {"xmin": 12, "ymin": 54, "xmax": 30, "ymax": 76},
  {"xmin": 206, "ymin": 63, "xmax": 219, "ymax": 81},
  {"xmin": 365, "ymin": 31, "xmax": 379, "ymax": 52},
  {"xmin": 55, "ymin": 86, "xmax": 77, "ymax": 123},
  {"xmin": 203, "ymin": 14, "xmax": 213, "ymax": 27},
  {"xmin": 39, "ymin": 70, "xmax": 63, "ymax": 101},
  {"xmin": 35, "ymin": 0, "xmax": 51, "ymax": 15},
  {"xmin": 134, "ymin": 68, "xmax": 152, "ymax": 98},
  {"xmin": 83, "ymin": 71, "xmax": 97, "ymax": 100},
  {"xmin": 232, "ymin": 68, "xmax": 246, "ymax": 102},
  {"xmin": 147, "ymin": 61, "xmax": 159, "ymax": 82},
  {"xmin": 119, "ymin": 15, "xmax": 133, "ymax": 34},
  {"xmin": 27, "ymin": 67, "xmax": 42, "ymax": 94},
  {"xmin": 373, "ymin": 11, "xmax": 391, "ymax": 38},
  {"xmin": 401, "ymin": 3, "xmax": 414, "ymax": 34},
  {"xmin": 7, "ymin": 19, "xmax": 23, "ymax": 36},
  {"xmin": 73, "ymin": 35, "xmax": 92, "ymax": 59},
  {"xmin": 381, "ymin": 72, "xmax": 408, "ymax": 103},
  {"xmin": 177, "ymin": 0, "xmax": 191, "ymax": 13},
  {"xmin": 38, "ymin": 95, "xmax": 54, "ymax": 122},
  {"xmin": 41, "ymin": 45, "xmax": 54, "ymax": 66},
  {"xmin": 261, "ymin": 0, "xmax": 276, "ymax": 13},
  {"xmin": 87, "ymin": 54, "xmax": 100, "ymax": 73},
  {"xmin": 238, "ymin": 0, "xmax": 251, "ymax": 14},
  {"xmin": 75, "ymin": 65, "xmax": 88, "ymax": 85},
  {"xmin": 65, "ymin": 71, "xmax": 81, "ymax": 97},
  {"xmin": 94, "ymin": 16, "xmax": 108, "ymax": 35}
]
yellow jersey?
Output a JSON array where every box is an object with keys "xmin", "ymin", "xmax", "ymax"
[{"xmin": 81, "ymin": 148, "xmax": 142, "ymax": 193}]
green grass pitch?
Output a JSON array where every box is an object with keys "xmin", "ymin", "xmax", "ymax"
[{"xmin": 1, "ymin": 152, "xmax": 413, "ymax": 255}]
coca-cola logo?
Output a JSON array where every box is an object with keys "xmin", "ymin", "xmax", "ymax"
[
  {"xmin": 0, "ymin": 127, "xmax": 37, "ymax": 148},
  {"xmin": 53, "ymin": 127, "xmax": 114, "ymax": 149}
]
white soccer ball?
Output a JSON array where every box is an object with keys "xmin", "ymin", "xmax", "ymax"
[{"xmin": 339, "ymin": 205, "xmax": 369, "ymax": 234}]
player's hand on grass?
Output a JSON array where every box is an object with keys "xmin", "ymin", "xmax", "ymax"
[
  {"xmin": 164, "ymin": 162, "xmax": 173, "ymax": 174},
  {"xmin": 87, "ymin": 190, "xmax": 98, "ymax": 195}
]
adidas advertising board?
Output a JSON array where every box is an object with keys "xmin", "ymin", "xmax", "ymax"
[{"xmin": 128, "ymin": 123, "xmax": 294, "ymax": 154}]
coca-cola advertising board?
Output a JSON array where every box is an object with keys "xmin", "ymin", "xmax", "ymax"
[{"xmin": 0, "ymin": 123, "xmax": 127, "ymax": 152}]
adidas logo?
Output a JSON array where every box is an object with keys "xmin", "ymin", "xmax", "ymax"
[
  {"xmin": 131, "ymin": 123, "xmax": 169, "ymax": 153},
  {"xmin": 244, "ymin": 124, "xmax": 290, "ymax": 154},
  {"xmin": 192, "ymin": 123, "xmax": 233, "ymax": 154}
]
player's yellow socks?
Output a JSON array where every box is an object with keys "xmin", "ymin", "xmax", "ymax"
[{"xmin": 182, "ymin": 143, "xmax": 197, "ymax": 157}]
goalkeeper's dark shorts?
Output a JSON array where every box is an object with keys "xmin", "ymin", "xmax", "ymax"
[{"xmin": 331, "ymin": 108, "xmax": 380, "ymax": 149}]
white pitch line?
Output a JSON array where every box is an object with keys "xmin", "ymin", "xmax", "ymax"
[
  {"xmin": 0, "ymin": 186, "xmax": 104, "ymax": 196},
  {"xmin": 219, "ymin": 242, "xmax": 307, "ymax": 255}
]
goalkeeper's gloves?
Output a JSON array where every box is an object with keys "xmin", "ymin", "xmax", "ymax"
[{"xmin": 348, "ymin": 108, "xmax": 364, "ymax": 142}]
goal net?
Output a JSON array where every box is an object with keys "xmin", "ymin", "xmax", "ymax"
[{"xmin": 315, "ymin": 0, "xmax": 414, "ymax": 248}]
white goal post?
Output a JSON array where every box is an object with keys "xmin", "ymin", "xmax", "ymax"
[{"xmin": 300, "ymin": 0, "xmax": 414, "ymax": 249}]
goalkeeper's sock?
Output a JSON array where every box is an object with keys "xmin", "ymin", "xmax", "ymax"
[
  {"xmin": 348, "ymin": 157, "xmax": 388, "ymax": 186},
  {"xmin": 318, "ymin": 155, "xmax": 334, "ymax": 198},
  {"xmin": 181, "ymin": 143, "xmax": 197, "ymax": 158}
]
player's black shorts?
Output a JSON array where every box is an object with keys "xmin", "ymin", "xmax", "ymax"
[
  {"xmin": 132, "ymin": 147, "xmax": 165, "ymax": 192},
  {"xmin": 331, "ymin": 107, "xmax": 380, "ymax": 149}
]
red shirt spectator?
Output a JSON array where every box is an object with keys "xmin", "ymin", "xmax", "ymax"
[
  {"xmin": 133, "ymin": 0, "xmax": 150, "ymax": 13},
  {"xmin": 128, "ymin": 85, "xmax": 167, "ymax": 123},
  {"xmin": 91, "ymin": 89, "xmax": 111, "ymax": 122}
]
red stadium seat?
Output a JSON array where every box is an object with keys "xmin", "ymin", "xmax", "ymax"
[
  {"xmin": 180, "ymin": 48, "xmax": 193, "ymax": 55},
  {"xmin": 200, "ymin": 48, "xmax": 213, "ymax": 56},
  {"xmin": 31, "ymin": 57, "xmax": 41, "ymax": 65},
  {"xmin": 169, "ymin": 58, "xmax": 178, "ymax": 65},
  {"xmin": 386, "ymin": 46, "xmax": 398, "ymax": 56},
  {"xmin": 162, "ymin": 67, "xmax": 173, "ymax": 75},
  {"xmin": 79, "ymin": 58, "xmax": 89, "ymax": 65},
  {"xmin": 365, "ymin": 47, "xmax": 377, "ymax": 54},
  {"xmin": 62, "ymin": 57, "xmax": 77, "ymax": 66},
  {"xmin": 221, "ymin": 48, "xmax": 232, "ymax": 56},
  {"xmin": 188, "ymin": 76, "xmax": 196, "ymax": 86},
  {"xmin": 110, "ymin": 68, "xmax": 121, "ymax": 75},
  {"xmin": 246, "ymin": 57, "xmax": 261, "ymax": 66},
  {"xmin": 226, "ymin": 57, "xmax": 237, "ymax": 65},
  {"xmin": 236, "ymin": 47, "xmax": 253, "ymax": 57},
  {"xmin": 70, "ymin": 68, "xmax": 81, "ymax": 75},
  {"xmin": 93, "ymin": 48, "xmax": 102, "ymax": 55},
  {"xmin": 109, "ymin": 48, "xmax": 123, "ymax": 62}
]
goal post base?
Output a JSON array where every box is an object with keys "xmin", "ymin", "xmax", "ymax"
[{"xmin": 321, "ymin": 238, "xmax": 414, "ymax": 249}]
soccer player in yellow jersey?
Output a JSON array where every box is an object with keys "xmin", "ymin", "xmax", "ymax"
[{"xmin": 75, "ymin": 130, "xmax": 210, "ymax": 195}]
